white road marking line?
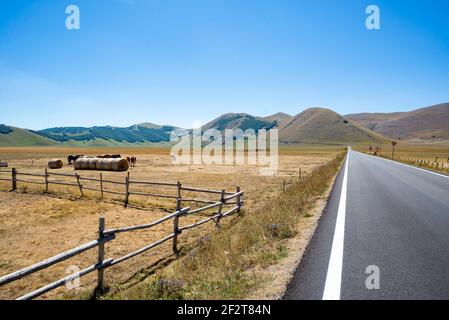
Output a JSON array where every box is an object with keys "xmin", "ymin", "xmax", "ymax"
[
  {"xmin": 322, "ymin": 149, "xmax": 350, "ymax": 300},
  {"xmin": 359, "ymin": 152, "xmax": 449, "ymax": 180}
]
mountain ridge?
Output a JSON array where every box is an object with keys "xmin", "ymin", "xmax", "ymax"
[
  {"xmin": 346, "ymin": 102, "xmax": 449, "ymax": 141},
  {"xmin": 2, "ymin": 102, "xmax": 447, "ymax": 146},
  {"xmin": 278, "ymin": 107, "xmax": 387, "ymax": 144}
]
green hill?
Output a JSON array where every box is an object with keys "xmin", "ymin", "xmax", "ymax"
[
  {"xmin": 0, "ymin": 123, "xmax": 182, "ymax": 147},
  {"xmin": 0, "ymin": 125, "xmax": 57, "ymax": 147},
  {"xmin": 263, "ymin": 112, "xmax": 293, "ymax": 125},
  {"xmin": 36, "ymin": 123, "xmax": 181, "ymax": 144},
  {"xmin": 202, "ymin": 113, "xmax": 277, "ymax": 132}
]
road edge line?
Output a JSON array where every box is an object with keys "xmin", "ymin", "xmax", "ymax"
[{"xmin": 322, "ymin": 149, "xmax": 350, "ymax": 300}]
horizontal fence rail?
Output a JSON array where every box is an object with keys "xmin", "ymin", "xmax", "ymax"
[
  {"xmin": 0, "ymin": 236, "xmax": 115, "ymax": 287},
  {"xmin": 0, "ymin": 168, "xmax": 244, "ymax": 300},
  {"xmin": 0, "ymin": 168, "xmax": 241, "ymax": 207},
  {"xmin": 16, "ymin": 259, "xmax": 114, "ymax": 301},
  {"xmin": 103, "ymin": 207, "xmax": 190, "ymax": 235}
]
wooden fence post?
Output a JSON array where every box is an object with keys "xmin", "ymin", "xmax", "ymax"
[
  {"xmin": 44, "ymin": 169, "xmax": 49, "ymax": 193},
  {"xmin": 172, "ymin": 198, "xmax": 181, "ymax": 255},
  {"xmin": 177, "ymin": 181, "xmax": 182, "ymax": 197},
  {"xmin": 236, "ymin": 186, "xmax": 241, "ymax": 213},
  {"xmin": 176, "ymin": 181, "xmax": 182, "ymax": 208},
  {"xmin": 100, "ymin": 173, "xmax": 104, "ymax": 199},
  {"xmin": 96, "ymin": 217, "xmax": 105, "ymax": 292},
  {"xmin": 75, "ymin": 173, "xmax": 83, "ymax": 196},
  {"xmin": 282, "ymin": 179, "xmax": 286, "ymax": 192},
  {"xmin": 124, "ymin": 172, "xmax": 130, "ymax": 208},
  {"xmin": 299, "ymin": 168, "xmax": 302, "ymax": 179},
  {"xmin": 216, "ymin": 189, "xmax": 226, "ymax": 227},
  {"xmin": 11, "ymin": 168, "xmax": 17, "ymax": 191}
]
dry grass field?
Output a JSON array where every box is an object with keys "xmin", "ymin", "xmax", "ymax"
[
  {"xmin": 0, "ymin": 146, "xmax": 340, "ymax": 299},
  {"xmin": 355, "ymin": 143, "xmax": 449, "ymax": 174}
]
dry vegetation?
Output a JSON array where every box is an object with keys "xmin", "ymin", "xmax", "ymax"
[
  {"xmin": 105, "ymin": 153, "xmax": 345, "ymax": 300},
  {"xmin": 0, "ymin": 146, "xmax": 340, "ymax": 299},
  {"xmin": 355, "ymin": 143, "xmax": 449, "ymax": 174}
]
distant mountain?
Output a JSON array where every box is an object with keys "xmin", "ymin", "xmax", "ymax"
[
  {"xmin": 36, "ymin": 123, "xmax": 181, "ymax": 144},
  {"xmin": 278, "ymin": 108, "xmax": 388, "ymax": 144},
  {"xmin": 3, "ymin": 103, "xmax": 447, "ymax": 147},
  {"xmin": 345, "ymin": 112, "xmax": 405, "ymax": 131},
  {"xmin": 0, "ymin": 123, "xmax": 182, "ymax": 147},
  {"xmin": 201, "ymin": 109, "xmax": 388, "ymax": 144},
  {"xmin": 263, "ymin": 112, "xmax": 293, "ymax": 125},
  {"xmin": 202, "ymin": 113, "xmax": 277, "ymax": 132},
  {"xmin": 347, "ymin": 103, "xmax": 449, "ymax": 141},
  {"xmin": 0, "ymin": 125, "xmax": 57, "ymax": 146}
]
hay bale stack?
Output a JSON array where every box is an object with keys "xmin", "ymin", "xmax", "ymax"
[
  {"xmin": 74, "ymin": 157, "xmax": 129, "ymax": 171},
  {"xmin": 48, "ymin": 159, "xmax": 63, "ymax": 169}
]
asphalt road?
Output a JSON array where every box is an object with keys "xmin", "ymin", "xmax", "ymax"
[{"xmin": 284, "ymin": 149, "xmax": 449, "ymax": 300}]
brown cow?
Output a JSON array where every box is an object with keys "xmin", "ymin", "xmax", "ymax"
[
  {"xmin": 68, "ymin": 155, "xmax": 84, "ymax": 164},
  {"xmin": 126, "ymin": 156, "xmax": 137, "ymax": 167}
]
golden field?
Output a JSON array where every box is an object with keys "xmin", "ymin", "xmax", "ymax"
[{"xmin": 0, "ymin": 146, "xmax": 340, "ymax": 299}]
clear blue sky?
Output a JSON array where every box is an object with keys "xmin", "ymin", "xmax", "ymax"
[{"xmin": 1, "ymin": 0, "xmax": 448, "ymax": 130}]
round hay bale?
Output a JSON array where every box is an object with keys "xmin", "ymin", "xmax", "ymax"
[
  {"xmin": 117, "ymin": 158, "xmax": 129, "ymax": 171},
  {"xmin": 111, "ymin": 160, "xmax": 119, "ymax": 171},
  {"xmin": 74, "ymin": 157, "xmax": 128, "ymax": 171},
  {"xmin": 104, "ymin": 159, "xmax": 114, "ymax": 170},
  {"xmin": 74, "ymin": 158, "xmax": 89, "ymax": 170},
  {"xmin": 88, "ymin": 158, "xmax": 97, "ymax": 170},
  {"xmin": 97, "ymin": 159, "xmax": 109, "ymax": 170},
  {"xmin": 48, "ymin": 159, "xmax": 63, "ymax": 169}
]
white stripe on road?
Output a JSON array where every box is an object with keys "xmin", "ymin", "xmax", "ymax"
[
  {"xmin": 360, "ymin": 152, "xmax": 449, "ymax": 180},
  {"xmin": 322, "ymin": 149, "xmax": 350, "ymax": 300}
]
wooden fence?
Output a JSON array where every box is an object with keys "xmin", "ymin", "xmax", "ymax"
[
  {"xmin": 0, "ymin": 167, "xmax": 239, "ymax": 207},
  {"xmin": 0, "ymin": 168, "xmax": 244, "ymax": 300}
]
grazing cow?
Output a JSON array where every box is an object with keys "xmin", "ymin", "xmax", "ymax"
[
  {"xmin": 126, "ymin": 156, "xmax": 137, "ymax": 167},
  {"xmin": 68, "ymin": 155, "xmax": 84, "ymax": 165}
]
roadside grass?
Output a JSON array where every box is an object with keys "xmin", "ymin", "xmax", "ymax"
[
  {"xmin": 104, "ymin": 153, "xmax": 345, "ymax": 300},
  {"xmin": 361, "ymin": 149, "xmax": 449, "ymax": 176},
  {"xmin": 387, "ymin": 156, "xmax": 449, "ymax": 175},
  {"xmin": 355, "ymin": 143, "xmax": 449, "ymax": 175}
]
